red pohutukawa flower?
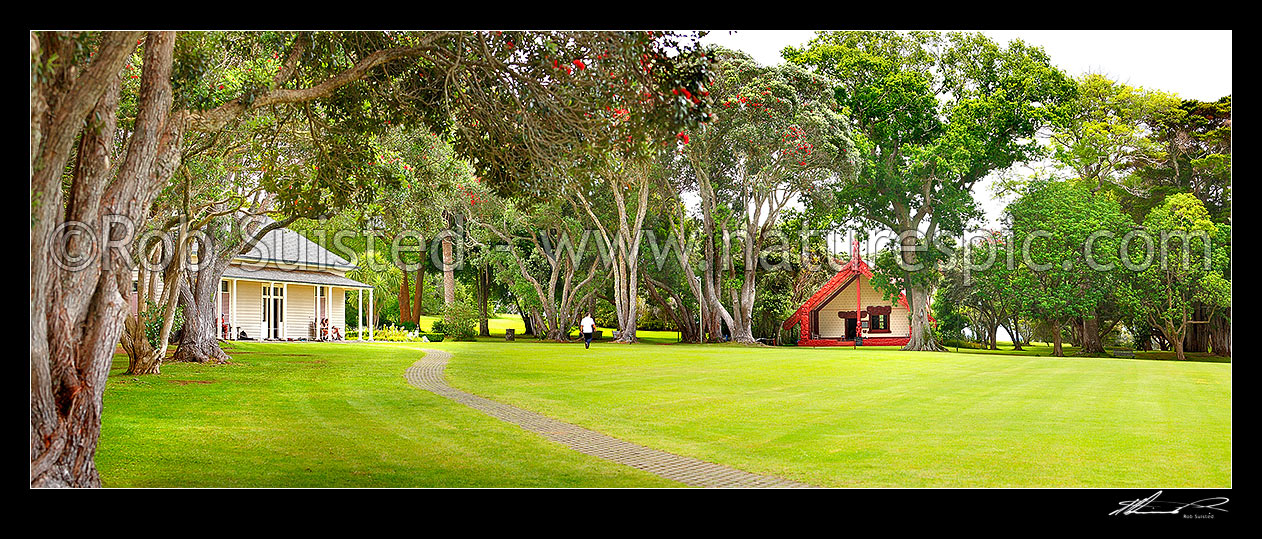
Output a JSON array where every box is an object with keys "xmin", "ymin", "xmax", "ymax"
[
  {"xmin": 677, "ymin": 132, "xmax": 690, "ymax": 144},
  {"xmin": 573, "ymin": 59, "xmax": 586, "ymax": 70}
]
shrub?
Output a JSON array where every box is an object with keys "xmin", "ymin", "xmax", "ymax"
[
  {"xmin": 140, "ymin": 300, "xmax": 184, "ymax": 349},
  {"xmin": 433, "ymin": 300, "xmax": 478, "ymax": 341},
  {"xmin": 372, "ymin": 324, "xmax": 424, "ymax": 342}
]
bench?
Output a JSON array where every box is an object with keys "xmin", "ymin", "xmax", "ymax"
[{"xmin": 1111, "ymin": 348, "xmax": 1136, "ymax": 358}]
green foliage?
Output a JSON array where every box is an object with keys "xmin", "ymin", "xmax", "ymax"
[
  {"xmin": 140, "ymin": 300, "xmax": 184, "ymax": 350},
  {"xmin": 1048, "ymin": 73, "xmax": 1182, "ymax": 191},
  {"xmin": 1126, "ymin": 96, "xmax": 1232, "ymax": 223},
  {"xmin": 785, "ymin": 32, "xmax": 1077, "ymax": 328},
  {"xmin": 931, "ymin": 286, "xmax": 969, "ymax": 343},
  {"xmin": 1117, "ymin": 194, "xmax": 1229, "ymax": 343},
  {"xmin": 371, "ymin": 325, "xmax": 425, "ymax": 342},
  {"xmin": 433, "ymin": 300, "xmax": 479, "ymax": 341},
  {"xmin": 1005, "ymin": 179, "xmax": 1132, "ymax": 326}
]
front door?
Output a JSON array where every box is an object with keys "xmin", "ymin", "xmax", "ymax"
[
  {"xmin": 844, "ymin": 317, "xmax": 857, "ymax": 340},
  {"xmin": 262, "ymin": 285, "xmax": 285, "ymax": 339}
]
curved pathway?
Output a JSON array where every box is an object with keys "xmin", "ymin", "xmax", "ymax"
[{"xmin": 405, "ymin": 349, "xmax": 811, "ymax": 488}]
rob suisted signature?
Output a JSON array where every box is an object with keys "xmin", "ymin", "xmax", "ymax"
[{"xmin": 1110, "ymin": 490, "xmax": 1229, "ymax": 516}]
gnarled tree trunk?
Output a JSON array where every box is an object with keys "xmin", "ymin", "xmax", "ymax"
[
  {"xmin": 903, "ymin": 285, "xmax": 945, "ymax": 351},
  {"xmin": 32, "ymin": 31, "xmax": 175, "ymax": 487},
  {"xmin": 477, "ymin": 264, "xmax": 491, "ymax": 337},
  {"xmin": 171, "ymin": 259, "xmax": 229, "ymax": 364},
  {"xmin": 173, "ymin": 215, "xmax": 295, "ymax": 363}
]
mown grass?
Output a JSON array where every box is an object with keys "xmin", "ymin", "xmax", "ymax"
[
  {"xmin": 98, "ymin": 338, "xmax": 1230, "ymax": 487},
  {"xmin": 96, "ymin": 341, "xmax": 676, "ymax": 487},
  {"xmin": 437, "ymin": 340, "xmax": 1231, "ymax": 487}
]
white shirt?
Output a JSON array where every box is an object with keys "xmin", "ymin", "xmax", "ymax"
[{"xmin": 580, "ymin": 316, "xmax": 595, "ymax": 333}]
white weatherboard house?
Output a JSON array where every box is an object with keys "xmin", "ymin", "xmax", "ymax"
[
  {"xmin": 134, "ymin": 221, "xmax": 377, "ymax": 341},
  {"xmin": 220, "ymin": 223, "xmax": 376, "ymax": 341}
]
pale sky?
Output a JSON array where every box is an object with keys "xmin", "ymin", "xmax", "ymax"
[{"xmin": 698, "ymin": 29, "xmax": 1233, "ymax": 228}]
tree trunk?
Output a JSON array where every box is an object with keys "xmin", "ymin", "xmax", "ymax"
[
  {"xmin": 988, "ymin": 324, "xmax": 999, "ymax": 350},
  {"xmin": 1209, "ymin": 308, "xmax": 1230, "ymax": 357},
  {"xmin": 442, "ymin": 234, "xmax": 455, "ymax": 307},
  {"xmin": 1185, "ymin": 302, "xmax": 1210, "ymax": 353},
  {"xmin": 31, "ymin": 31, "xmax": 171, "ymax": 488},
  {"xmin": 477, "ymin": 265, "xmax": 490, "ymax": 337},
  {"xmin": 1134, "ymin": 330, "xmax": 1152, "ymax": 351},
  {"xmin": 1154, "ymin": 318, "xmax": 1188, "ymax": 361},
  {"xmin": 514, "ymin": 296, "xmax": 534, "ymax": 335},
  {"xmin": 1068, "ymin": 317, "xmax": 1081, "ymax": 347},
  {"xmin": 398, "ymin": 266, "xmax": 412, "ymax": 325},
  {"xmin": 173, "ymin": 215, "xmax": 295, "ymax": 363},
  {"xmin": 171, "ymin": 271, "xmax": 229, "ymax": 364},
  {"xmin": 1051, "ymin": 319, "xmax": 1065, "ymax": 357},
  {"xmin": 1170, "ymin": 328, "xmax": 1187, "ymax": 361},
  {"xmin": 1079, "ymin": 310, "xmax": 1107, "ymax": 356},
  {"xmin": 414, "ymin": 269, "xmax": 425, "ymax": 319},
  {"xmin": 1008, "ymin": 316, "xmax": 1024, "ymax": 351},
  {"xmin": 642, "ymin": 273, "xmax": 700, "ymax": 343},
  {"xmin": 903, "ymin": 285, "xmax": 945, "ymax": 351}
]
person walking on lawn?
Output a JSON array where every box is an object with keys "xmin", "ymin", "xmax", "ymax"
[{"xmin": 580, "ymin": 313, "xmax": 596, "ymax": 349}]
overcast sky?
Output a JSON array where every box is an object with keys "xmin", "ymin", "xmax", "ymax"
[{"xmin": 698, "ymin": 30, "xmax": 1233, "ymax": 229}]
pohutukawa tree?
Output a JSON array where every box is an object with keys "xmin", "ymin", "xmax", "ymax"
[
  {"xmin": 32, "ymin": 31, "xmax": 182, "ymax": 488},
  {"xmin": 471, "ymin": 194, "xmax": 604, "ymax": 342},
  {"xmin": 177, "ymin": 29, "xmax": 717, "ymax": 360},
  {"xmin": 785, "ymin": 30, "xmax": 1077, "ymax": 351},
  {"xmin": 31, "ymin": 29, "xmax": 713, "ymax": 487},
  {"xmin": 569, "ymin": 147, "xmax": 669, "ymax": 343},
  {"xmin": 124, "ymin": 163, "xmax": 284, "ymax": 371},
  {"xmin": 357, "ymin": 130, "xmax": 476, "ymax": 326},
  {"xmin": 679, "ymin": 48, "xmax": 855, "ymax": 344}
]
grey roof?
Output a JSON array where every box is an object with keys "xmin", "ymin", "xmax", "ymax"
[
  {"xmin": 235, "ymin": 217, "xmax": 356, "ymax": 270},
  {"xmin": 223, "ymin": 265, "xmax": 372, "ymax": 289}
]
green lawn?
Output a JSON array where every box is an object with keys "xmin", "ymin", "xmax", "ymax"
[
  {"xmin": 97, "ymin": 339, "xmax": 1231, "ymax": 487},
  {"xmin": 438, "ymin": 341, "xmax": 1231, "ymax": 487},
  {"xmin": 97, "ymin": 341, "xmax": 676, "ymax": 487}
]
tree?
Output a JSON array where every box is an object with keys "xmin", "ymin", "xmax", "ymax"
[
  {"xmin": 31, "ymin": 30, "xmax": 714, "ymax": 487},
  {"xmin": 169, "ymin": 30, "xmax": 718, "ymax": 362},
  {"xmin": 679, "ymin": 48, "xmax": 855, "ymax": 344},
  {"xmin": 1133, "ymin": 96, "xmax": 1232, "ymax": 223},
  {"xmin": 359, "ymin": 130, "xmax": 475, "ymax": 324},
  {"xmin": 1048, "ymin": 73, "xmax": 1183, "ymax": 196},
  {"xmin": 1005, "ymin": 180, "xmax": 1131, "ymax": 356},
  {"xmin": 32, "ymin": 31, "xmax": 182, "ymax": 488},
  {"xmin": 938, "ymin": 233, "xmax": 1032, "ymax": 351},
  {"xmin": 472, "ymin": 195, "xmax": 602, "ymax": 342},
  {"xmin": 1118, "ymin": 194, "xmax": 1229, "ymax": 361},
  {"xmin": 570, "ymin": 147, "xmax": 666, "ymax": 343},
  {"xmin": 785, "ymin": 31, "xmax": 1077, "ymax": 351}
]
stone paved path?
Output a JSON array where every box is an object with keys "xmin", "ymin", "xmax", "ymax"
[{"xmin": 405, "ymin": 349, "xmax": 812, "ymax": 488}]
